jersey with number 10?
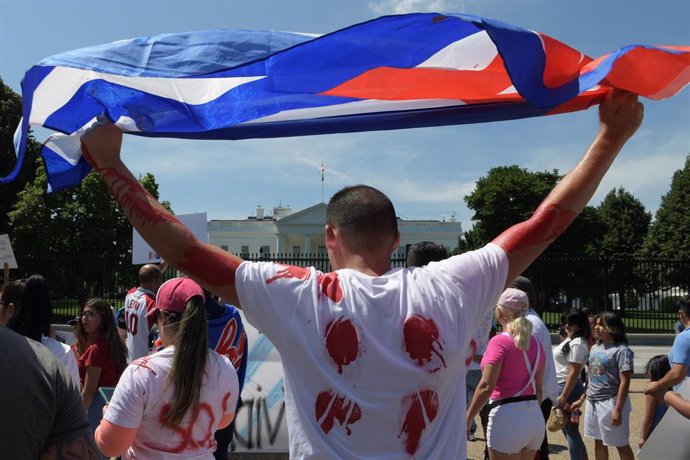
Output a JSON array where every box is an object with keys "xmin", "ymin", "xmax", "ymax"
[{"xmin": 124, "ymin": 287, "xmax": 156, "ymax": 362}]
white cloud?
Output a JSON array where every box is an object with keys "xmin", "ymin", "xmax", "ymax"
[{"xmin": 368, "ymin": 0, "xmax": 467, "ymax": 15}]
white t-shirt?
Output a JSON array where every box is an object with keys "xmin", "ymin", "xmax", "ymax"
[
  {"xmin": 236, "ymin": 243, "xmax": 508, "ymax": 459},
  {"xmin": 525, "ymin": 311, "xmax": 558, "ymax": 403},
  {"xmin": 124, "ymin": 287, "xmax": 156, "ymax": 362},
  {"xmin": 553, "ymin": 336, "xmax": 588, "ymax": 383},
  {"xmin": 104, "ymin": 347, "xmax": 239, "ymax": 459},
  {"xmin": 41, "ymin": 335, "xmax": 80, "ymax": 387}
]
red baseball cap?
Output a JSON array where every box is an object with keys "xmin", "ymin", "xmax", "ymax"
[{"xmin": 147, "ymin": 277, "xmax": 205, "ymax": 318}]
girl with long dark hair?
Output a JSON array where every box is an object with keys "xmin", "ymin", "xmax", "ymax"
[{"xmin": 95, "ymin": 278, "xmax": 239, "ymax": 459}]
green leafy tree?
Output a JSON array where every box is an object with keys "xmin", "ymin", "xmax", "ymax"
[
  {"xmin": 643, "ymin": 155, "xmax": 690, "ymax": 291},
  {"xmin": 596, "ymin": 187, "xmax": 651, "ymax": 315},
  {"xmin": 0, "ymin": 78, "xmax": 40, "ymax": 235},
  {"xmin": 644, "ymin": 155, "xmax": 690, "ymax": 260},
  {"xmin": 462, "ymin": 165, "xmax": 604, "ymax": 256},
  {"xmin": 460, "ymin": 164, "xmax": 606, "ymax": 310},
  {"xmin": 8, "ymin": 156, "xmax": 172, "ymax": 299}
]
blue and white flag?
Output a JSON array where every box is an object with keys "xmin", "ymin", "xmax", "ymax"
[{"xmin": 5, "ymin": 13, "xmax": 690, "ymax": 191}]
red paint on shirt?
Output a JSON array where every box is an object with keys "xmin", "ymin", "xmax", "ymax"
[
  {"xmin": 266, "ymin": 265, "xmax": 311, "ymax": 284},
  {"xmin": 399, "ymin": 389, "xmax": 439, "ymax": 455},
  {"xmin": 325, "ymin": 317, "xmax": 360, "ymax": 374},
  {"xmin": 318, "ymin": 272, "xmax": 343, "ymax": 302},
  {"xmin": 315, "ymin": 390, "xmax": 362, "ymax": 436},
  {"xmin": 403, "ymin": 315, "xmax": 446, "ymax": 372},
  {"xmin": 156, "ymin": 403, "xmax": 217, "ymax": 453}
]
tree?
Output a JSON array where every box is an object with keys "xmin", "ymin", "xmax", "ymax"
[
  {"xmin": 460, "ymin": 164, "xmax": 606, "ymax": 311},
  {"xmin": 595, "ymin": 187, "xmax": 651, "ymax": 315},
  {"xmin": 462, "ymin": 165, "xmax": 604, "ymax": 256},
  {"xmin": 644, "ymin": 155, "xmax": 690, "ymax": 260},
  {"xmin": 8, "ymin": 155, "xmax": 172, "ymax": 299},
  {"xmin": 0, "ymin": 78, "xmax": 40, "ymax": 235},
  {"xmin": 597, "ymin": 187, "xmax": 651, "ymax": 258}
]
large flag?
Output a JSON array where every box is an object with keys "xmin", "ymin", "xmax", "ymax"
[{"xmin": 4, "ymin": 12, "xmax": 689, "ymax": 192}]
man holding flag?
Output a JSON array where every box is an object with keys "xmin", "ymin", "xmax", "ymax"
[{"xmin": 82, "ymin": 89, "xmax": 642, "ymax": 459}]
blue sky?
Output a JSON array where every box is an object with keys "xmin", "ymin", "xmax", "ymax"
[{"xmin": 1, "ymin": 0, "xmax": 689, "ymax": 229}]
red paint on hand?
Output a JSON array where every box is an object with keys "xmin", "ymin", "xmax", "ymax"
[
  {"xmin": 324, "ymin": 317, "xmax": 360, "ymax": 374},
  {"xmin": 399, "ymin": 389, "xmax": 439, "ymax": 455},
  {"xmin": 315, "ymin": 390, "xmax": 362, "ymax": 436},
  {"xmin": 403, "ymin": 315, "xmax": 446, "ymax": 373}
]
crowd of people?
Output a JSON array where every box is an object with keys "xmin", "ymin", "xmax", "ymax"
[{"xmin": 1, "ymin": 89, "xmax": 689, "ymax": 459}]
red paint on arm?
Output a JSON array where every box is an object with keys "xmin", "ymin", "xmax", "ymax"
[
  {"xmin": 493, "ymin": 203, "xmax": 577, "ymax": 254},
  {"xmin": 178, "ymin": 244, "xmax": 239, "ymax": 287}
]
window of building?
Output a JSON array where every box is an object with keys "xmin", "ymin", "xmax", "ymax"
[{"xmin": 292, "ymin": 245, "xmax": 301, "ymax": 255}]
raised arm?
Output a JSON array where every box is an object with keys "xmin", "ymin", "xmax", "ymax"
[
  {"xmin": 81, "ymin": 122, "xmax": 243, "ymax": 306},
  {"xmin": 493, "ymin": 90, "xmax": 643, "ymax": 286}
]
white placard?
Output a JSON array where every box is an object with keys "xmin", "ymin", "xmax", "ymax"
[
  {"xmin": 0, "ymin": 234, "xmax": 18, "ymax": 269},
  {"xmin": 131, "ymin": 213, "xmax": 209, "ymax": 264},
  {"xmin": 639, "ymin": 379, "xmax": 690, "ymax": 460}
]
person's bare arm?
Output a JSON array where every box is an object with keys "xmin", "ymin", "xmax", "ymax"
[
  {"xmin": 81, "ymin": 366, "xmax": 101, "ymax": 409},
  {"xmin": 493, "ymin": 90, "xmax": 643, "ymax": 286},
  {"xmin": 612, "ymin": 370, "xmax": 631, "ymax": 426},
  {"xmin": 81, "ymin": 123, "xmax": 243, "ymax": 306},
  {"xmin": 467, "ymin": 362, "xmax": 501, "ymax": 423},
  {"xmin": 557, "ymin": 362, "xmax": 583, "ymax": 408},
  {"xmin": 664, "ymin": 391, "xmax": 690, "ymax": 419},
  {"xmin": 644, "ymin": 363, "xmax": 688, "ymax": 394},
  {"xmin": 639, "ymin": 393, "xmax": 657, "ymax": 448}
]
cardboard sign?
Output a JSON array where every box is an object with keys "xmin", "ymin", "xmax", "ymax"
[
  {"xmin": 0, "ymin": 234, "xmax": 18, "ymax": 269},
  {"xmin": 639, "ymin": 379, "xmax": 690, "ymax": 460},
  {"xmin": 131, "ymin": 213, "xmax": 208, "ymax": 264}
]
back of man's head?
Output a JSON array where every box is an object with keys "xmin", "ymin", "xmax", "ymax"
[
  {"xmin": 406, "ymin": 241, "xmax": 449, "ymax": 267},
  {"xmin": 510, "ymin": 275, "xmax": 539, "ymax": 315},
  {"xmin": 679, "ymin": 295, "xmax": 690, "ymax": 322},
  {"xmin": 326, "ymin": 185, "xmax": 398, "ymax": 252},
  {"xmin": 139, "ymin": 264, "xmax": 162, "ymax": 288}
]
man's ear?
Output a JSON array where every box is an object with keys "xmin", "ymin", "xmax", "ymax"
[
  {"xmin": 6, "ymin": 303, "xmax": 16, "ymax": 321},
  {"xmin": 325, "ymin": 224, "xmax": 337, "ymax": 250}
]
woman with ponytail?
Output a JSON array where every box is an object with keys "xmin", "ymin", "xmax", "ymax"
[
  {"xmin": 95, "ymin": 277, "xmax": 239, "ymax": 459},
  {"xmin": 467, "ymin": 288, "xmax": 545, "ymax": 459}
]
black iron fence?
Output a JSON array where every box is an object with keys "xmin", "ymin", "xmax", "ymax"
[{"xmin": 4, "ymin": 253, "xmax": 688, "ymax": 333}]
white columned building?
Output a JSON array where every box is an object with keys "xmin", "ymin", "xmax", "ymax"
[{"xmin": 208, "ymin": 203, "xmax": 462, "ymax": 258}]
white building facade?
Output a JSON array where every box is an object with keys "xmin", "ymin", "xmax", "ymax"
[{"xmin": 208, "ymin": 203, "xmax": 462, "ymax": 258}]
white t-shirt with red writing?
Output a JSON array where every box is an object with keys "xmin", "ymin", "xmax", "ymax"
[
  {"xmin": 104, "ymin": 347, "xmax": 239, "ymax": 459},
  {"xmin": 236, "ymin": 243, "xmax": 508, "ymax": 459},
  {"xmin": 124, "ymin": 287, "xmax": 156, "ymax": 362}
]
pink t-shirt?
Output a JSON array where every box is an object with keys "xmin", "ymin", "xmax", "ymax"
[{"xmin": 481, "ymin": 333, "xmax": 544, "ymax": 401}]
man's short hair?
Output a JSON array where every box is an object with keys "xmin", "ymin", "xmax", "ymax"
[
  {"xmin": 406, "ymin": 241, "xmax": 449, "ymax": 267},
  {"xmin": 139, "ymin": 264, "xmax": 162, "ymax": 284},
  {"xmin": 679, "ymin": 295, "xmax": 690, "ymax": 318},
  {"xmin": 510, "ymin": 275, "xmax": 538, "ymax": 313},
  {"xmin": 326, "ymin": 185, "xmax": 398, "ymax": 252}
]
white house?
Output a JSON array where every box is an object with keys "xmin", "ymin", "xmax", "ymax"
[{"xmin": 208, "ymin": 203, "xmax": 462, "ymax": 258}]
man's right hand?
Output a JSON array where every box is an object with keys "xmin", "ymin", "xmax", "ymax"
[
  {"xmin": 598, "ymin": 89, "xmax": 644, "ymax": 146},
  {"xmin": 81, "ymin": 117, "xmax": 123, "ymax": 170}
]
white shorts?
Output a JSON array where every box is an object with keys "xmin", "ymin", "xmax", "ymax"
[
  {"xmin": 584, "ymin": 396, "xmax": 631, "ymax": 447},
  {"xmin": 487, "ymin": 400, "xmax": 544, "ymax": 454}
]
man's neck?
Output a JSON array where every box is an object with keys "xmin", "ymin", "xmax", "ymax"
[{"xmin": 338, "ymin": 254, "xmax": 391, "ymax": 276}]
